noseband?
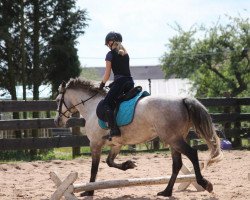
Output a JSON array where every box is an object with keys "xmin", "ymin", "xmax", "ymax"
[{"xmin": 57, "ymin": 89, "xmax": 98, "ymax": 118}]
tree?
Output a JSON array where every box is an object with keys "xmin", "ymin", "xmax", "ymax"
[
  {"xmin": 26, "ymin": 0, "xmax": 88, "ymax": 99},
  {"xmin": 0, "ymin": 1, "xmax": 26, "ymax": 138},
  {"xmin": 46, "ymin": 0, "xmax": 88, "ymax": 96},
  {"xmin": 0, "ymin": 0, "xmax": 88, "ymax": 100},
  {"xmin": 0, "ymin": 1, "xmax": 20, "ymax": 100},
  {"xmin": 161, "ymin": 16, "xmax": 250, "ymax": 97},
  {"xmin": 0, "ymin": 1, "xmax": 88, "ymax": 143}
]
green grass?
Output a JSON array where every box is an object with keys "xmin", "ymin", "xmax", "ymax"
[
  {"xmin": 0, "ymin": 150, "xmax": 55, "ymax": 163},
  {"xmin": 53, "ymin": 147, "xmax": 74, "ymax": 160},
  {"xmin": 241, "ymin": 138, "xmax": 250, "ymax": 147},
  {"xmin": 0, "ymin": 143, "xmax": 169, "ymax": 163},
  {"xmin": 0, "ymin": 148, "xmax": 76, "ymax": 163}
]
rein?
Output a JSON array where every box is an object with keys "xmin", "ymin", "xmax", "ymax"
[{"xmin": 58, "ymin": 90, "xmax": 98, "ymax": 118}]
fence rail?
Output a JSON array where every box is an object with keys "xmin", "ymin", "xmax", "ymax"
[
  {"xmin": 199, "ymin": 97, "xmax": 250, "ymax": 107},
  {"xmin": 0, "ymin": 117, "xmax": 85, "ymax": 130},
  {"xmin": 0, "ymin": 135, "xmax": 89, "ymax": 151},
  {"xmin": 0, "ymin": 100, "xmax": 56, "ymax": 112},
  {"xmin": 210, "ymin": 113, "xmax": 250, "ymax": 123},
  {"xmin": 0, "ymin": 97, "xmax": 249, "ymax": 152}
]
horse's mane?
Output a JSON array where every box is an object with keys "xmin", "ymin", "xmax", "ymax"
[{"xmin": 65, "ymin": 78, "xmax": 107, "ymax": 95}]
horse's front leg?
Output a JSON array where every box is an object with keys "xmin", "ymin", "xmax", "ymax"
[
  {"xmin": 80, "ymin": 145, "xmax": 102, "ymax": 197},
  {"xmin": 106, "ymin": 145, "xmax": 136, "ymax": 171}
]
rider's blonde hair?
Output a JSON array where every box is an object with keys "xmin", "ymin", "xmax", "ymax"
[{"xmin": 113, "ymin": 41, "xmax": 127, "ymax": 56}]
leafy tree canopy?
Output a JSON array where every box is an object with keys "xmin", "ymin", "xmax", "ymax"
[
  {"xmin": 45, "ymin": 0, "xmax": 88, "ymax": 95},
  {"xmin": 161, "ymin": 15, "xmax": 250, "ymax": 97},
  {"xmin": 0, "ymin": 0, "xmax": 89, "ymax": 99}
]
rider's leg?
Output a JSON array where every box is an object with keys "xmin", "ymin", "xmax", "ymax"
[
  {"xmin": 102, "ymin": 77, "xmax": 134, "ymax": 139},
  {"xmin": 104, "ymin": 105, "xmax": 121, "ymax": 137}
]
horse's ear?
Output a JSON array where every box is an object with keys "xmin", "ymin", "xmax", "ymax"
[
  {"xmin": 58, "ymin": 81, "xmax": 66, "ymax": 93},
  {"xmin": 61, "ymin": 81, "xmax": 66, "ymax": 88}
]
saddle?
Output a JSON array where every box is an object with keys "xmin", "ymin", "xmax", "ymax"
[
  {"xmin": 117, "ymin": 86, "xmax": 142, "ymax": 103},
  {"xmin": 96, "ymin": 86, "xmax": 150, "ymax": 129}
]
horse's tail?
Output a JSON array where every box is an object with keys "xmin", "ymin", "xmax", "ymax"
[{"xmin": 183, "ymin": 98, "xmax": 223, "ymax": 167}]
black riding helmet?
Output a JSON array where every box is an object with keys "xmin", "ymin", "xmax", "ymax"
[{"xmin": 105, "ymin": 31, "xmax": 122, "ymax": 45}]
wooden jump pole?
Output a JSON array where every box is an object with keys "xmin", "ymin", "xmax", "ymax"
[
  {"xmin": 73, "ymin": 174, "xmax": 196, "ymax": 193},
  {"xmin": 50, "ymin": 169, "xmax": 200, "ymax": 200},
  {"xmin": 50, "ymin": 164, "xmax": 204, "ymax": 200}
]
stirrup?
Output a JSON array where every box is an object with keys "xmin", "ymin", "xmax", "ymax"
[
  {"xmin": 102, "ymin": 134, "xmax": 121, "ymax": 141},
  {"xmin": 102, "ymin": 129, "xmax": 121, "ymax": 141},
  {"xmin": 102, "ymin": 134, "xmax": 113, "ymax": 141}
]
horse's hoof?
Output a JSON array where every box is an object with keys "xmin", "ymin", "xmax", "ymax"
[
  {"xmin": 122, "ymin": 160, "xmax": 137, "ymax": 170},
  {"xmin": 80, "ymin": 191, "xmax": 94, "ymax": 196},
  {"xmin": 197, "ymin": 178, "xmax": 213, "ymax": 193},
  {"xmin": 157, "ymin": 190, "xmax": 172, "ymax": 197},
  {"xmin": 205, "ymin": 180, "xmax": 213, "ymax": 193}
]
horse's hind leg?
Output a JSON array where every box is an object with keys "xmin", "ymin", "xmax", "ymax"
[
  {"xmin": 157, "ymin": 148, "xmax": 182, "ymax": 197},
  {"xmin": 106, "ymin": 145, "xmax": 136, "ymax": 171},
  {"xmin": 174, "ymin": 139, "xmax": 213, "ymax": 193}
]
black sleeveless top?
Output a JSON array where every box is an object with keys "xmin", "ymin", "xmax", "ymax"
[{"xmin": 105, "ymin": 50, "xmax": 131, "ymax": 77}]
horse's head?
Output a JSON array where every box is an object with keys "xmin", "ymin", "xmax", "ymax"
[
  {"xmin": 54, "ymin": 78, "xmax": 105, "ymax": 127},
  {"xmin": 54, "ymin": 81, "xmax": 78, "ymax": 127}
]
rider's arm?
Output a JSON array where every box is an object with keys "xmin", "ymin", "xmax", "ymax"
[{"xmin": 102, "ymin": 61, "xmax": 112, "ymax": 83}]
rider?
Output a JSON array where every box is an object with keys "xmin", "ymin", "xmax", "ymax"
[{"xmin": 99, "ymin": 31, "xmax": 134, "ymax": 138}]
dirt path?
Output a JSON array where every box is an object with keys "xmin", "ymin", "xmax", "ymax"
[{"xmin": 0, "ymin": 150, "xmax": 249, "ymax": 200}]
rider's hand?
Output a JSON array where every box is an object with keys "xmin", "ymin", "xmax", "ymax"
[{"xmin": 99, "ymin": 81, "xmax": 105, "ymax": 90}]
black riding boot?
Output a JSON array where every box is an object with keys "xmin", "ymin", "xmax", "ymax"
[{"xmin": 103, "ymin": 107, "xmax": 121, "ymax": 140}]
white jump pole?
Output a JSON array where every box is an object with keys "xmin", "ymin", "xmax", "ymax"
[
  {"xmin": 50, "ymin": 172, "xmax": 199, "ymax": 200},
  {"xmin": 74, "ymin": 174, "xmax": 196, "ymax": 193},
  {"xmin": 50, "ymin": 164, "xmax": 202, "ymax": 200}
]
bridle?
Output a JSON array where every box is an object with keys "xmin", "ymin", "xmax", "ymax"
[{"xmin": 57, "ymin": 88, "xmax": 98, "ymax": 119}]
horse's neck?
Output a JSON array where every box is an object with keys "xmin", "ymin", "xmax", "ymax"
[{"xmin": 73, "ymin": 90, "xmax": 103, "ymax": 121}]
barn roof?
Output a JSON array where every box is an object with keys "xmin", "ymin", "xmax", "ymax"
[{"xmin": 90, "ymin": 65, "xmax": 165, "ymax": 80}]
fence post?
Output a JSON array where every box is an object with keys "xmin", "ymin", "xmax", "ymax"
[
  {"xmin": 148, "ymin": 78, "xmax": 160, "ymax": 150},
  {"xmin": 232, "ymin": 104, "xmax": 242, "ymax": 147},
  {"xmin": 71, "ymin": 112, "xmax": 81, "ymax": 158},
  {"xmin": 30, "ymin": 111, "xmax": 39, "ymax": 158}
]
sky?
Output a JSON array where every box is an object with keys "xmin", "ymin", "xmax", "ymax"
[{"xmin": 76, "ymin": 0, "xmax": 249, "ymax": 67}]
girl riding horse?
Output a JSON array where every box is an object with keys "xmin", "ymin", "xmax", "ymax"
[{"xmin": 98, "ymin": 32, "xmax": 134, "ymax": 139}]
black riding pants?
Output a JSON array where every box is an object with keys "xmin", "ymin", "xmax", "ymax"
[{"xmin": 103, "ymin": 76, "xmax": 134, "ymax": 111}]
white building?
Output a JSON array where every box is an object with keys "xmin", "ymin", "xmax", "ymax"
[
  {"xmin": 91, "ymin": 65, "xmax": 194, "ymax": 97},
  {"xmin": 0, "ymin": 85, "xmax": 52, "ymax": 100}
]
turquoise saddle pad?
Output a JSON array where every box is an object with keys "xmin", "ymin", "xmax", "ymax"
[{"xmin": 98, "ymin": 91, "xmax": 150, "ymax": 129}]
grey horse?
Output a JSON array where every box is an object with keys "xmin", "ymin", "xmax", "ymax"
[{"xmin": 54, "ymin": 78, "xmax": 223, "ymax": 197}]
